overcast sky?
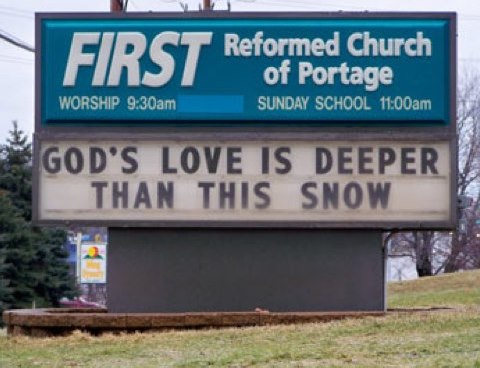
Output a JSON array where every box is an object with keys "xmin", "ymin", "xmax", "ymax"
[{"xmin": 0, "ymin": 0, "xmax": 479, "ymax": 143}]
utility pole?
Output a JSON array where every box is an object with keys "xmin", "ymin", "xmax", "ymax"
[
  {"xmin": 203, "ymin": 0, "xmax": 212, "ymax": 11},
  {"xmin": 111, "ymin": 0, "xmax": 123, "ymax": 12}
]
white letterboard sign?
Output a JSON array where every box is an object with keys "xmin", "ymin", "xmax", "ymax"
[{"xmin": 36, "ymin": 139, "xmax": 452, "ymax": 226}]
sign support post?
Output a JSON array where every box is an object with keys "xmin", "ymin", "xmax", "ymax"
[
  {"xmin": 75, "ymin": 232, "xmax": 82, "ymax": 283},
  {"xmin": 110, "ymin": 0, "xmax": 123, "ymax": 13}
]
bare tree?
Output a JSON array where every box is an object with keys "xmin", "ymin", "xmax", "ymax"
[
  {"xmin": 443, "ymin": 70, "xmax": 480, "ymax": 272},
  {"xmin": 389, "ymin": 231, "xmax": 442, "ymax": 277},
  {"xmin": 389, "ymin": 70, "xmax": 480, "ymax": 277}
]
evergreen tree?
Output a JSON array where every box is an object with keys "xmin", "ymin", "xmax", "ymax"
[
  {"xmin": 0, "ymin": 194, "xmax": 37, "ymax": 313},
  {"xmin": 31, "ymin": 227, "xmax": 77, "ymax": 307},
  {"xmin": 0, "ymin": 247, "xmax": 13, "ymax": 314},
  {"xmin": 0, "ymin": 121, "xmax": 32, "ymax": 219},
  {"xmin": 0, "ymin": 122, "xmax": 77, "ymax": 314}
]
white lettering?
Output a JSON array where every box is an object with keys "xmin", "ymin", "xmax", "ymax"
[
  {"xmin": 298, "ymin": 62, "xmax": 393, "ymax": 92},
  {"xmin": 107, "ymin": 32, "xmax": 146, "ymax": 86},
  {"xmin": 63, "ymin": 33, "xmax": 100, "ymax": 86},
  {"xmin": 347, "ymin": 32, "xmax": 432, "ymax": 57},
  {"xmin": 142, "ymin": 32, "xmax": 179, "ymax": 87},
  {"xmin": 180, "ymin": 32, "xmax": 213, "ymax": 86},
  {"xmin": 63, "ymin": 31, "xmax": 213, "ymax": 88}
]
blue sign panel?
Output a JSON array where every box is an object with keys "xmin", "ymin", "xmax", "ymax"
[{"xmin": 39, "ymin": 14, "xmax": 453, "ymax": 126}]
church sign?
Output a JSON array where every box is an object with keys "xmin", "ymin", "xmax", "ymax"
[{"xmin": 33, "ymin": 12, "xmax": 456, "ymax": 229}]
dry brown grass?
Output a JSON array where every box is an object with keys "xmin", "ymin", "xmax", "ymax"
[{"xmin": 1, "ymin": 270, "xmax": 479, "ymax": 367}]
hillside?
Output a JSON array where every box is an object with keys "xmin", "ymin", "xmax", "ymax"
[
  {"xmin": 1, "ymin": 270, "xmax": 479, "ymax": 367},
  {"xmin": 388, "ymin": 269, "xmax": 480, "ymax": 308}
]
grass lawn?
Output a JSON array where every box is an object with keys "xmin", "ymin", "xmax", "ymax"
[{"xmin": 1, "ymin": 270, "xmax": 479, "ymax": 367}]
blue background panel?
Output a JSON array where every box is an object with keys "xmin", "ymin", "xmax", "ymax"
[{"xmin": 40, "ymin": 17, "xmax": 451, "ymax": 126}]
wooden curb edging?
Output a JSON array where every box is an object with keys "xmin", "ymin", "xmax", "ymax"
[{"xmin": 3, "ymin": 308, "xmax": 385, "ymax": 337}]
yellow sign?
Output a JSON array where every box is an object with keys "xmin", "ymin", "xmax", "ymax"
[{"xmin": 80, "ymin": 243, "xmax": 107, "ymax": 283}]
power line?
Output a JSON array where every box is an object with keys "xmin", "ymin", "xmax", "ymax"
[
  {"xmin": 0, "ymin": 5, "xmax": 33, "ymax": 20},
  {"xmin": 0, "ymin": 1, "xmax": 478, "ymax": 56},
  {"xmin": 129, "ymin": 0, "xmax": 140, "ymax": 10},
  {"xmin": 235, "ymin": 0, "xmax": 380, "ymax": 10},
  {"xmin": 237, "ymin": 1, "xmax": 480, "ymax": 19},
  {"xmin": 0, "ymin": 5, "xmax": 32, "ymax": 16},
  {"xmin": 0, "ymin": 10, "xmax": 33, "ymax": 19},
  {"xmin": 0, "ymin": 58, "xmax": 32, "ymax": 65},
  {"xmin": 0, "ymin": 55, "xmax": 33, "ymax": 65},
  {"xmin": 0, "ymin": 53, "xmax": 33, "ymax": 62},
  {"xmin": 236, "ymin": 0, "xmax": 317, "ymax": 10},
  {"xmin": 246, "ymin": 0, "xmax": 371, "ymax": 10},
  {"xmin": 0, "ymin": 29, "xmax": 34, "ymax": 52},
  {"xmin": 460, "ymin": 58, "xmax": 480, "ymax": 63}
]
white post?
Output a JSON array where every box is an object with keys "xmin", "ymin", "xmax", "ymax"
[{"xmin": 76, "ymin": 232, "xmax": 82, "ymax": 283}]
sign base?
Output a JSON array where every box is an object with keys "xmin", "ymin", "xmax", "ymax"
[{"xmin": 107, "ymin": 229, "xmax": 385, "ymax": 313}]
